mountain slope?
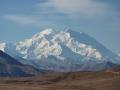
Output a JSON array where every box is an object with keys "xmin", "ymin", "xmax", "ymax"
[
  {"xmin": 0, "ymin": 28, "xmax": 119, "ymax": 71},
  {"xmin": 0, "ymin": 50, "xmax": 41, "ymax": 77}
]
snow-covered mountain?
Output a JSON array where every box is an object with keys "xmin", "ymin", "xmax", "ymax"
[{"xmin": 0, "ymin": 28, "xmax": 119, "ymax": 71}]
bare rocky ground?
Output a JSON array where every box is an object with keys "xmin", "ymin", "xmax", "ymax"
[{"xmin": 0, "ymin": 71, "xmax": 120, "ymax": 90}]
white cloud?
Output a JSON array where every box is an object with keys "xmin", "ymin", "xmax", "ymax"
[
  {"xmin": 4, "ymin": 15, "xmax": 40, "ymax": 26},
  {"xmin": 49, "ymin": 0, "xmax": 109, "ymax": 16},
  {"xmin": 3, "ymin": 0, "xmax": 113, "ymax": 26}
]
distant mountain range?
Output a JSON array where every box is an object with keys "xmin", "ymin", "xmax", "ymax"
[{"xmin": 0, "ymin": 28, "xmax": 120, "ymax": 72}]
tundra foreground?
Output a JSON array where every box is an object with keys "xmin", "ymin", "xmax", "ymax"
[{"xmin": 0, "ymin": 71, "xmax": 120, "ymax": 90}]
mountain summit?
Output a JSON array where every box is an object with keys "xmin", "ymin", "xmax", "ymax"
[{"xmin": 0, "ymin": 28, "xmax": 119, "ymax": 72}]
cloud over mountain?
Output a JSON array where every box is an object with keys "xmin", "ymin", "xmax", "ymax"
[{"xmin": 49, "ymin": 0, "xmax": 109, "ymax": 16}]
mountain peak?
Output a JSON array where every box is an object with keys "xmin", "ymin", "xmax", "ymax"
[
  {"xmin": 32, "ymin": 28, "xmax": 54, "ymax": 38},
  {"xmin": 13, "ymin": 28, "xmax": 103, "ymax": 60},
  {"xmin": 39, "ymin": 28, "xmax": 54, "ymax": 35}
]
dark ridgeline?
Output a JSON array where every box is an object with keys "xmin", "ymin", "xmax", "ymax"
[{"xmin": 0, "ymin": 50, "xmax": 42, "ymax": 77}]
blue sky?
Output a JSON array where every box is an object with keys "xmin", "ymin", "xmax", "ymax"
[{"xmin": 0, "ymin": 0, "xmax": 120, "ymax": 54}]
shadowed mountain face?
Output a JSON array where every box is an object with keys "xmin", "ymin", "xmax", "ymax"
[{"xmin": 0, "ymin": 50, "xmax": 42, "ymax": 77}]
